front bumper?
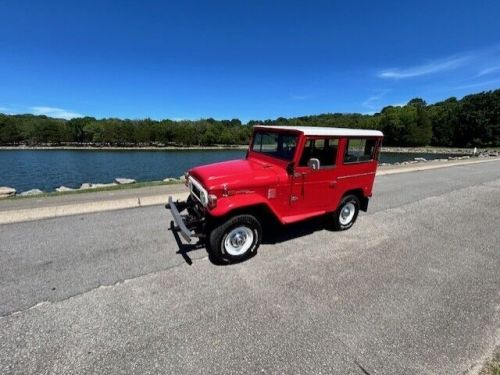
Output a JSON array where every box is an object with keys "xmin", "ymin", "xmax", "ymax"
[
  {"xmin": 166, "ymin": 195, "xmax": 206, "ymax": 243},
  {"xmin": 166, "ymin": 196, "xmax": 193, "ymax": 242}
]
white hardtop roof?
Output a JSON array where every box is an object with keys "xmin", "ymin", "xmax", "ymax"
[{"xmin": 253, "ymin": 125, "xmax": 383, "ymax": 137}]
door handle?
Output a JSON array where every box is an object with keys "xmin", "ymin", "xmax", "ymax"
[{"xmin": 329, "ymin": 181, "xmax": 337, "ymax": 188}]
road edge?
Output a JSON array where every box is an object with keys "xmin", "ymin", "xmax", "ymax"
[
  {"xmin": 1, "ymin": 157, "xmax": 499, "ymax": 225},
  {"xmin": 0, "ymin": 192, "xmax": 189, "ymax": 225},
  {"xmin": 376, "ymin": 157, "xmax": 500, "ymax": 176}
]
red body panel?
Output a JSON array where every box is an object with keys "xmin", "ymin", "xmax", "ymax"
[
  {"xmin": 188, "ymin": 129, "xmax": 383, "ymax": 224},
  {"xmin": 189, "ymin": 159, "xmax": 281, "ymax": 192}
]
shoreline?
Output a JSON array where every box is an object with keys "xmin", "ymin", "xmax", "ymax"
[
  {"xmin": 3, "ymin": 180, "xmax": 181, "ymax": 200},
  {"xmin": 0, "ymin": 145, "xmax": 249, "ymax": 151},
  {"xmin": 1, "ymin": 157, "xmax": 499, "ymax": 224},
  {"xmin": 2, "ymin": 155, "xmax": 499, "ymax": 199},
  {"xmin": 1, "ymin": 145, "xmax": 498, "ymax": 154}
]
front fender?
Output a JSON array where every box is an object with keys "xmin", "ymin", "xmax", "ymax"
[{"xmin": 208, "ymin": 193, "xmax": 282, "ymax": 223}]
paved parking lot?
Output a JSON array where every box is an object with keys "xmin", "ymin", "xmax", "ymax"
[{"xmin": 1, "ymin": 161, "xmax": 499, "ymax": 374}]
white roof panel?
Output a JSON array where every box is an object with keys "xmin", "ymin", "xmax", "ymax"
[{"xmin": 253, "ymin": 125, "xmax": 383, "ymax": 137}]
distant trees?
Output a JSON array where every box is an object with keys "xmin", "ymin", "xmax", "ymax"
[
  {"xmin": 427, "ymin": 98, "xmax": 459, "ymax": 146},
  {"xmin": 377, "ymin": 99, "xmax": 432, "ymax": 146},
  {"xmin": 1, "ymin": 89, "xmax": 499, "ymax": 147},
  {"xmin": 455, "ymin": 91, "xmax": 500, "ymax": 146},
  {"xmin": 0, "ymin": 114, "xmax": 70, "ymax": 145},
  {"xmin": 252, "ymin": 90, "xmax": 500, "ymax": 147}
]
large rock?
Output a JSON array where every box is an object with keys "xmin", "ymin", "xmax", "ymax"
[
  {"xmin": 19, "ymin": 189, "xmax": 43, "ymax": 196},
  {"xmin": 80, "ymin": 182, "xmax": 118, "ymax": 189},
  {"xmin": 56, "ymin": 186, "xmax": 75, "ymax": 192},
  {"xmin": 114, "ymin": 178, "xmax": 136, "ymax": 185},
  {"xmin": 92, "ymin": 183, "xmax": 118, "ymax": 188},
  {"xmin": 0, "ymin": 186, "xmax": 16, "ymax": 198},
  {"xmin": 163, "ymin": 177, "xmax": 179, "ymax": 183},
  {"xmin": 80, "ymin": 183, "xmax": 93, "ymax": 190}
]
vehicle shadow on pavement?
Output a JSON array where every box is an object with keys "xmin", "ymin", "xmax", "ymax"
[
  {"xmin": 262, "ymin": 215, "xmax": 332, "ymax": 245},
  {"xmin": 170, "ymin": 216, "xmax": 332, "ymax": 266},
  {"xmin": 169, "ymin": 221, "xmax": 205, "ymax": 266}
]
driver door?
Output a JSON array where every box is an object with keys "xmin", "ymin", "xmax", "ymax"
[{"xmin": 289, "ymin": 137, "xmax": 340, "ymax": 213}]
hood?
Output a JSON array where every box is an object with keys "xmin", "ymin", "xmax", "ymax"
[{"xmin": 189, "ymin": 158, "xmax": 280, "ymax": 191}]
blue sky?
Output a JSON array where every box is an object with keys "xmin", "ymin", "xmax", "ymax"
[{"xmin": 1, "ymin": 0, "xmax": 500, "ymax": 122}]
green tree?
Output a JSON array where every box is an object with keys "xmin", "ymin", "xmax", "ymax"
[
  {"xmin": 0, "ymin": 122, "xmax": 21, "ymax": 144},
  {"xmin": 67, "ymin": 117, "xmax": 95, "ymax": 143},
  {"xmin": 0, "ymin": 89, "xmax": 499, "ymax": 147}
]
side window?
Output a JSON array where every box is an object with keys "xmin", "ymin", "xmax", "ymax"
[
  {"xmin": 299, "ymin": 138, "xmax": 338, "ymax": 168},
  {"xmin": 251, "ymin": 132, "xmax": 298, "ymax": 160},
  {"xmin": 344, "ymin": 138, "xmax": 377, "ymax": 163}
]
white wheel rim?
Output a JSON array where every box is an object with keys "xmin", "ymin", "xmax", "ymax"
[
  {"xmin": 224, "ymin": 226, "xmax": 254, "ymax": 256},
  {"xmin": 339, "ymin": 202, "xmax": 355, "ymax": 225}
]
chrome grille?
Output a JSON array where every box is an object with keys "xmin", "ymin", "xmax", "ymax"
[
  {"xmin": 191, "ymin": 184, "xmax": 201, "ymax": 201},
  {"xmin": 188, "ymin": 176, "xmax": 207, "ymax": 206}
]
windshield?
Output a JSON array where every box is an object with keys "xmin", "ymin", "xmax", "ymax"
[{"xmin": 251, "ymin": 131, "xmax": 298, "ymax": 161}]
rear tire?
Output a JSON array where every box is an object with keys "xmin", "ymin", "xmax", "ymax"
[
  {"xmin": 208, "ymin": 214, "xmax": 262, "ymax": 263},
  {"xmin": 332, "ymin": 195, "xmax": 360, "ymax": 231}
]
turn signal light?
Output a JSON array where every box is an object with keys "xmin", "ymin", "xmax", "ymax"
[{"xmin": 208, "ymin": 194, "xmax": 217, "ymax": 209}]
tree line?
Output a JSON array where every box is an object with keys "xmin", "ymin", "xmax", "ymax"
[{"xmin": 1, "ymin": 89, "xmax": 499, "ymax": 147}]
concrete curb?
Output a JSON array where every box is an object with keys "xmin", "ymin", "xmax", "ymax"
[
  {"xmin": 376, "ymin": 157, "xmax": 500, "ymax": 176},
  {"xmin": 0, "ymin": 192, "xmax": 189, "ymax": 225},
  {"xmin": 1, "ymin": 157, "xmax": 499, "ymax": 225}
]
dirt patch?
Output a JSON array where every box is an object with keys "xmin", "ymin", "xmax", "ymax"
[{"xmin": 480, "ymin": 347, "xmax": 500, "ymax": 375}]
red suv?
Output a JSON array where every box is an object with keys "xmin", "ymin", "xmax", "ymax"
[{"xmin": 167, "ymin": 125, "xmax": 383, "ymax": 263}]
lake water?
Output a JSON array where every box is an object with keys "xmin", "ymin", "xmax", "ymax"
[{"xmin": 0, "ymin": 149, "xmax": 459, "ymax": 193}]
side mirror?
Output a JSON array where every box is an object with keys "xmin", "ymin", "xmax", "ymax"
[
  {"xmin": 286, "ymin": 161, "xmax": 295, "ymax": 175},
  {"xmin": 307, "ymin": 158, "xmax": 320, "ymax": 170}
]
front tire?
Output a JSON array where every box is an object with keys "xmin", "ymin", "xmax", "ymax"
[
  {"xmin": 332, "ymin": 195, "xmax": 360, "ymax": 231},
  {"xmin": 208, "ymin": 214, "xmax": 262, "ymax": 263}
]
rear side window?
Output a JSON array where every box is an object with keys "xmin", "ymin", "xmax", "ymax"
[
  {"xmin": 299, "ymin": 138, "xmax": 339, "ymax": 167},
  {"xmin": 344, "ymin": 138, "xmax": 377, "ymax": 163}
]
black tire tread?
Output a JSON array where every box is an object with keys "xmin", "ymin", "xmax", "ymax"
[
  {"xmin": 208, "ymin": 214, "xmax": 262, "ymax": 263},
  {"xmin": 332, "ymin": 194, "xmax": 360, "ymax": 231}
]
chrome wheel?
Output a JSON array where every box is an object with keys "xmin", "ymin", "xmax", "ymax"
[
  {"xmin": 339, "ymin": 202, "xmax": 356, "ymax": 225},
  {"xmin": 224, "ymin": 226, "xmax": 254, "ymax": 256}
]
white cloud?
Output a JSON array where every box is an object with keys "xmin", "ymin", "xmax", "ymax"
[
  {"xmin": 452, "ymin": 78, "xmax": 500, "ymax": 91},
  {"xmin": 477, "ymin": 65, "xmax": 500, "ymax": 77},
  {"xmin": 378, "ymin": 56, "xmax": 471, "ymax": 79},
  {"xmin": 0, "ymin": 106, "xmax": 16, "ymax": 115},
  {"xmin": 30, "ymin": 106, "xmax": 83, "ymax": 119},
  {"xmin": 362, "ymin": 89, "xmax": 390, "ymax": 110}
]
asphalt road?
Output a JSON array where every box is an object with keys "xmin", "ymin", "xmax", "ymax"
[{"xmin": 1, "ymin": 161, "xmax": 499, "ymax": 374}]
